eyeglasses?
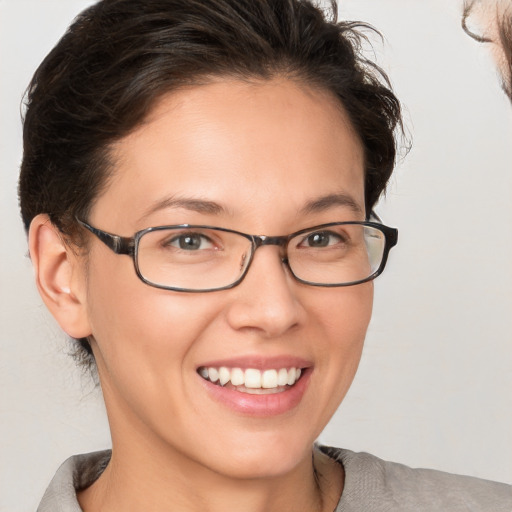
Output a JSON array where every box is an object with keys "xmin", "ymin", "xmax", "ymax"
[{"xmin": 76, "ymin": 219, "xmax": 398, "ymax": 292}]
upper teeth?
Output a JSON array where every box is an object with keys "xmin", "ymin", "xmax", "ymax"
[{"xmin": 198, "ymin": 367, "xmax": 302, "ymax": 389}]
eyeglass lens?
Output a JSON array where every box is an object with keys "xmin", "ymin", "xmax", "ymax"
[{"xmin": 136, "ymin": 224, "xmax": 387, "ymax": 291}]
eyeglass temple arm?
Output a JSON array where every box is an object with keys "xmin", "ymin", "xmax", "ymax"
[{"xmin": 76, "ymin": 219, "xmax": 135, "ymax": 255}]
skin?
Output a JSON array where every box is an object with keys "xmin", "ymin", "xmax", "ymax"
[
  {"xmin": 30, "ymin": 78, "xmax": 372, "ymax": 512},
  {"xmin": 463, "ymin": 0, "xmax": 512, "ymax": 100}
]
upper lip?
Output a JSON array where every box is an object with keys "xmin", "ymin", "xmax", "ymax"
[{"xmin": 197, "ymin": 355, "xmax": 312, "ymax": 371}]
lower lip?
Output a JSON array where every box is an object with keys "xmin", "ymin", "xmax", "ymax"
[{"xmin": 199, "ymin": 369, "xmax": 312, "ymax": 417}]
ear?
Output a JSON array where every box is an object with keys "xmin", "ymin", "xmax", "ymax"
[{"xmin": 28, "ymin": 214, "xmax": 92, "ymax": 339}]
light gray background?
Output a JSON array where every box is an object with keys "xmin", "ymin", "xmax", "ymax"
[{"xmin": 1, "ymin": 1, "xmax": 511, "ymax": 510}]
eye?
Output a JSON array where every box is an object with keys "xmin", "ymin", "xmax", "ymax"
[
  {"xmin": 300, "ymin": 230, "xmax": 344, "ymax": 248},
  {"xmin": 166, "ymin": 232, "xmax": 215, "ymax": 251}
]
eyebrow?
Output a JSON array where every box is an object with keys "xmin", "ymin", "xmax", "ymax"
[
  {"xmin": 140, "ymin": 196, "xmax": 227, "ymax": 220},
  {"xmin": 300, "ymin": 193, "xmax": 364, "ymax": 216},
  {"xmin": 140, "ymin": 192, "xmax": 363, "ymax": 222}
]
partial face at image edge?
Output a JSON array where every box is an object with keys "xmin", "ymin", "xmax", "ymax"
[{"xmin": 463, "ymin": 0, "xmax": 512, "ymax": 101}]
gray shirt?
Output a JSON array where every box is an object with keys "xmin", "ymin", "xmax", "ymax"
[{"xmin": 37, "ymin": 446, "xmax": 512, "ymax": 511}]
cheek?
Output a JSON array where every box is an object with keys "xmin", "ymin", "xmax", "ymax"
[
  {"xmin": 312, "ymin": 281, "xmax": 373, "ymax": 348},
  {"xmin": 83, "ymin": 250, "xmax": 222, "ymax": 382},
  {"xmin": 307, "ymin": 283, "xmax": 373, "ymax": 410}
]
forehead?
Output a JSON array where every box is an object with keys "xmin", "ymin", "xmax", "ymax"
[{"xmin": 95, "ymin": 78, "xmax": 365, "ymax": 230}]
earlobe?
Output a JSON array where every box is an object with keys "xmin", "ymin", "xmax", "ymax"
[{"xmin": 28, "ymin": 214, "xmax": 92, "ymax": 339}]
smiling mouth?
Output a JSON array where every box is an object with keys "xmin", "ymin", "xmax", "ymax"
[{"xmin": 197, "ymin": 366, "xmax": 303, "ymax": 394}]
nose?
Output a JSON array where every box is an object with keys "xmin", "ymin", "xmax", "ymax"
[{"xmin": 225, "ymin": 245, "xmax": 304, "ymax": 338}]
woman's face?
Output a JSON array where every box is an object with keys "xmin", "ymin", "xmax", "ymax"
[{"xmin": 80, "ymin": 78, "xmax": 372, "ymax": 479}]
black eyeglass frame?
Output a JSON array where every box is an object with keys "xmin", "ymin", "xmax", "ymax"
[{"xmin": 76, "ymin": 218, "xmax": 398, "ymax": 292}]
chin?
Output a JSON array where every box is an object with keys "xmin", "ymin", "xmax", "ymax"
[{"xmin": 198, "ymin": 430, "xmax": 315, "ymax": 481}]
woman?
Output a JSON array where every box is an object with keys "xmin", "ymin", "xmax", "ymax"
[{"xmin": 18, "ymin": 0, "xmax": 512, "ymax": 510}]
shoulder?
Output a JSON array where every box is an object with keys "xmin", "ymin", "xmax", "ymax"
[
  {"xmin": 318, "ymin": 445, "xmax": 512, "ymax": 512},
  {"xmin": 37, "ymin": 450, "xmax": 111, "ymax": 512}
]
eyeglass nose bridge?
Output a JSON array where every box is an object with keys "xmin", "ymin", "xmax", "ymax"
[
  {"xmin": 250, "ymin": 235, "xmax": 290, "ymax": 267},
  {"xmin": 254, "ymin": 235, "xmax": 288, "ymax": 247}
]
